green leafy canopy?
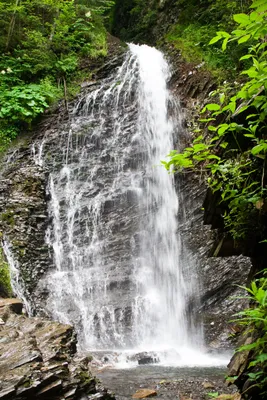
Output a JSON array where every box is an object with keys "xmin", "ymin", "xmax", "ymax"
[
  {"xmin": 163, "ymin": 0, "xmax": 267, "ymax": 241},
  {"xmin": 0, "ymin": 0, "xmax": 115, "ymax": 149}
]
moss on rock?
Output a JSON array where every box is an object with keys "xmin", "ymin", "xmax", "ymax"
[{"xmin": 0, "ymin": 248, "xmax": 12, "ymax": 297}]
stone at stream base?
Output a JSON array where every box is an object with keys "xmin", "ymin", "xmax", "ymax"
[
  {"xmin": 129, "ymin": 352, "xmax": 160, "ymax": 365},
  {"xmin": 202, "ymin": 381, "xmax": 215, "ymax": 389},
  {"xmin": 0, "ymin": 298, "xmax": 23, "ymax": 314},
  {"xmin": 132, "ymin": 389, "xmax": 157, "ymax": 398},
  {"xmin": 0, "ymin": 298, "xmax": 115, "ymax": 400}
]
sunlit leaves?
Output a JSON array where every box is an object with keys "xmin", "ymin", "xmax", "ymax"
[
  {"xmin": 0, "ymin": 82, "xmax": 56, "ymax": 123},
  {"xmin": 233, "ymin": 13, "xmax": 250, "ymax": 26},
  {"xmin": 163, "ymin": 0, "xmax": 267, "ymax": 245}
]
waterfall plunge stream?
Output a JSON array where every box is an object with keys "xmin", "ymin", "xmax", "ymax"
[{"xmin": 39, "ymin": 44, "xmax": 227, "ymax": 366}]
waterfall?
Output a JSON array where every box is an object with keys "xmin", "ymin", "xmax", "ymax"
[
  {"xmin": 129, "ymin": 44, "xmax": 189, "ymax": 349},
  {"xmin": 41, "ymin": 44, "xmax": 203, "ymax": 359},
  {"xmin": 3, "ymin": 240, "xmax": 32, "ymax": 315}
]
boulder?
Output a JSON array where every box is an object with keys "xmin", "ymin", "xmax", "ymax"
[{"xmin": 202, "ymin": 382, "xmax": 215, "ymax": 389}]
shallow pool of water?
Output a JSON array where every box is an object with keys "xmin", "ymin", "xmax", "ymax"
[{"xmin": 98, "ymin": 365, "xmax": 235, "ymax": 400}]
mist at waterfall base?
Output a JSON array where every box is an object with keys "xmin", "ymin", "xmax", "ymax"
[{"xmin": 37, "ymin": 44, "xmax": 230, "ymax": 368}]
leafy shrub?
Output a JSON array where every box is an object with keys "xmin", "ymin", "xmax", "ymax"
[
  {"xmin": 0, "ymin": 126, "xmax": 19, "ymax": 153},
  {"xmin": 233, "ymin": 272, "xmax": 267, "ymax": 395},
  {"xmin": 0, "ymin": 0, "xmax": 115, "ymax": 150},
  {"xmin": 163, "ymin": 0, "xmax": 267, "ymax": 241},
  {"xmin": 0, "ymin": 82, "xmax": 57, "ymax": 125}
]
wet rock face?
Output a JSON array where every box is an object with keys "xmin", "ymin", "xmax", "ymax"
[
  {"xmin": 0, "ymin": 147, "xmax": 52, "ymax": 314},
  {"xmin": 177, "ymin": 174, "xmax": 251, "ymax": 350},
  {"xmin": 198, "ymin": 256, "xmax": 250, "ymax": 350},
  {"xmin": 0, "ymin": 35, "xmax": 127, "ymax": 317},
  {"xmin": 0, "ymin": 298, "xmax": 115, "ymax": 400},
  {"xmin": 34, "ymin": 53, "xmax": 141, "ymax": 348}
]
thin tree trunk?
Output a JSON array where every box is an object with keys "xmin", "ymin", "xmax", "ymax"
[
  {"xmin": 63, "ymin": 76, "xmax": 69, "ymax": 112},
  {"xmin": 49, "ymin": 8, "xmax": 59, "ymax": 42},
  {"xmin": 6, "ymin": 0, "xmax": 20, "ymax": 49}
]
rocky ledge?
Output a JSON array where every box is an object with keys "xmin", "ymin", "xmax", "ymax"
[{"xmin": 0, "ymin": 298, "xmax": 115, "ymax": 400}]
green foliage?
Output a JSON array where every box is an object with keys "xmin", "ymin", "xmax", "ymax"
[
  {"xmin": 0, "ymin": 0, "xmax": 115, "ymax": 150},
  {"xmin": 165, "ymin": 23, "xmax": 236, "ymax": 76},
  {"xmin": 0, "ymin": 126, "xmax": 19, "ymax": 153},
  {"xmin": 164, "ymin": 0, "xmax": 251, "ymax": 77},
  {"xmin": 207, "ymin": 393, "xmax": 219, "ymax": 399},
  {"xmin": 112, "ymin": 0, "xmax": 158, "ymax": 42},
  {"xmin": 233, "ymin": 272, "xmax": 267, "ymax": 394},
  {"xmin": 0, "ymin": 82, "xmax": 56, "ymax": 124},
  {"xmin": 0, "ymin": 248, "xmax": 12, "ymax": 297},
  {"xmin": 164, "ymin": 0, "xmax": 267, "ymax": 241}
]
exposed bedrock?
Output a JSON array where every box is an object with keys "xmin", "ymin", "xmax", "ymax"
[
  {"xmin": 177, "ymin": 171, "xmax": 251, "ymax": 351},
  {"xmin": 0, "ymin": 298, "xmax": 115, "ymax": 400}
]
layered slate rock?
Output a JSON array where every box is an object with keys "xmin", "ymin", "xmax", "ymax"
[
  {"xmin": 0, "ymin": 34, "xmax": 127, "ymax": 317},
  {"xmin": 176, "ymin": 174, "xmax": 251, "ymax": 350},
  {"xmin": 0, "ymin": 299, "xmax": 115, "ymax": 400},
  {"xmin": 0, "ymin": 151, "xmax": 52, "ymax": 314}
]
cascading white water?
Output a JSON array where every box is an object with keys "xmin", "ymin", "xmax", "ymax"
[
  {"xmin": 3, "ymin": 240, "xmax": 32, "ymax": 315},
  {"xmin": 38, "ymin": 44, "xmax": 225, "ymax": 365},
  {"xmin": 129, "ymin": 45, "xmax": 189, "ymax": 349}
]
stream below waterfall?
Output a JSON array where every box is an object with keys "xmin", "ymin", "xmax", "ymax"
[{"xmin": 97, "ymin": 366, "xmax": 237, "ymax": 400}]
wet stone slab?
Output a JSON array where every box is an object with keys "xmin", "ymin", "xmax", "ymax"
[{"xmin": 0, "ymin": 298, "xmax": 115, "ymax": 400}]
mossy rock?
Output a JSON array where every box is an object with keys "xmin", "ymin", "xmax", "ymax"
[
  {"xmin": 0, "ymin": 248, "xmax": 12, "ymax": 297},
  {"xmin": 0, "ymin": 209, "xmax": 15, "ymax": 227}
]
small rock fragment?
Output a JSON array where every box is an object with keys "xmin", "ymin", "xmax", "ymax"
[
  {"xmin": 202, "ymin": 381, "xmax": 215, "ymax": 389},
  {"xmin": 132, "ymin": 389, "xmax": 157, "ymax": 398}
]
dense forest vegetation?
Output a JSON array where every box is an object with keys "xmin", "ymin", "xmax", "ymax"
[
  {"xmin": 113, "ymin": 0, "xmax": 252, "ymax": 77},
  {"xmin": 0, "ymin": 0, "xmax": 266, "ymax": 397},
  {"xmin": 0, "ymin": 0, "xmax": 114, "ymax": 151}
]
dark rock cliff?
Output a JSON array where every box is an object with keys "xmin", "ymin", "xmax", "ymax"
[
  {"xmin": 0, "ymin": 143, "xmax": 51, "ymax": 311},
  {"xmin": 177, "ymin": 173, "xmax": 251, "ymax": 351},
  {"xmin": 112, "ymin": 0, "xmax": 179, "ymax": 44}
]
